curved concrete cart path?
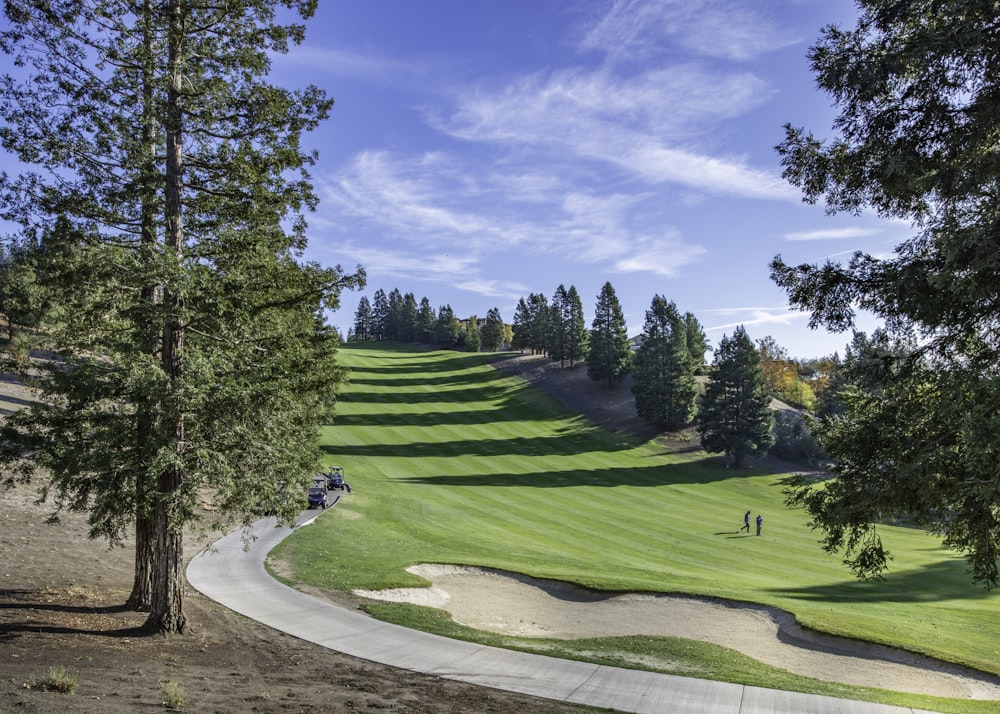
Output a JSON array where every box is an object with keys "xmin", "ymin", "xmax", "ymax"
[{"xmin": 186, "ymin": 513, "xmax": 940, "ymax": 714}]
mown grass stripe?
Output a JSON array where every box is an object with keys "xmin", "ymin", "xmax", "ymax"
[{"xmin": 279, "ymin": 342, "xmax": 1000, "ymax": 689}]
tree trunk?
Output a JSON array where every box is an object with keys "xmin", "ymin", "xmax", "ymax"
[
  {"xmin": 127, "ymin": 507, "xmax": 154, "ymax": 611},
  {"xmin": 128, "ymin": 0, "xmax": 156, "ymax": 614},
  {"xmin": 145, "ymin": 464, "xmax": 186, "ymax": 634},
  {"xmin": 145, "ymin": 0, "xmax": 187, "ymax": 634}
]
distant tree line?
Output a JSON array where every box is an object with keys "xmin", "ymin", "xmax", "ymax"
[
  {"xmin": 346, "ymin": 281, "xmax": 904, "ymax": 472},
  {"xmin": 348, "ymin": 288, "xmax": 509, "ymax": 352}
]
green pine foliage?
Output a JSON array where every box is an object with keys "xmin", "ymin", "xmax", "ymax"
[
  {"xmin": 631, "ymin": 295, "xmax": 697, "ymax": 429},
  {"xmin": 527, "ymin": 293, "xmax": 550, "ymax": 355},
  {"xmin": 772, "ymin": 1, "xmax": 1000, "ymax": 586},
  {"xmin": 698, "ymin": 326, "xmax": 773, "ymax": 469},
  {"xmin": 510, "ymin": 297, "xmax": 532, "ymax": 352},
  {"xmin": 481, "ymin": 307, "xmax": 505, "ymax": 352},
  {"xmin": 586, "ymin": 281, "xmax": 632, "ymax": 388}
]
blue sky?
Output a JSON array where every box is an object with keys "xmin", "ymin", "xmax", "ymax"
[
  {"xmin": 278, "ymin": 0, "xmax": 901, "ymax": 359},
  {"xmin": 5, "ymin": 1, "xmax": 901, "ymax": 360}
]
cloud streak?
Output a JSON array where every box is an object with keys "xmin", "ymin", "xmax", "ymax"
[
  {"xmin": 434, "ymin": 63, "xmax": 792, "ymax": 200},
  {"xmin": 784, "ymin": 227, "xmax": 881, "ymax": 241},
  {"xmin": 579, "ymin": 0, "xmax": 801, "ymax": 63},
  {"xmin": 702, "ymin": 306, "xmax": 808, "ymax": 334}
]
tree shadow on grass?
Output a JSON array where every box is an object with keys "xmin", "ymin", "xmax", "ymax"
[
  {"xmin": 347, "ymin": 371, "xmax": 508, "ymax": 388},
  {"xmin": 336, "ymin": 379, "xmax": 538, "ymax": 407},
  {"xmin": 767, "ymin": 559, "xmax": 996, "ymax": 603},
  {"xmin": 388, "ymin": 460, "xmax": 736, "ymax": 488},
  {"xmin": 343, "ymin": 345, "xmax": 500, "ymax": 374}
]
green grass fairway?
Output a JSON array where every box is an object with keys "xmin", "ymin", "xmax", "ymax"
[{"xmin": 271, "ymin": 342, "xmax": 1000, "ymax": 708}]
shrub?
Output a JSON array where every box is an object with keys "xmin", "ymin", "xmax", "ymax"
[
  {"xmin": 161, "ymin": 680, "xmax": 185, "ymax": 709},
  {"xmin": 33, "ymin": 665, "xmax": 77, "ymax": 693}
]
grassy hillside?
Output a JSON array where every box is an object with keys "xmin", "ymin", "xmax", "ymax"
[{"xmin": 272, "ymin": 343, "xmax": 1000, "ymax": 695}]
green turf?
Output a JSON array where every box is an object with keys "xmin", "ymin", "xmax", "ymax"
[{"xmin": 270, "ymin": 342, "xmax": 1000, "ymax": 710}]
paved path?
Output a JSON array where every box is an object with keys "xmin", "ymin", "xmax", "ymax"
[{"xmin": 186, "ymin": 512, "xmax": 939, "ymax": 714}]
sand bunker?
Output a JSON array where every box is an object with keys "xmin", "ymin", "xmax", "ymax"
[{"xmin": 355, "ymin": 564, "xmax": 1000, "ymax": 700}]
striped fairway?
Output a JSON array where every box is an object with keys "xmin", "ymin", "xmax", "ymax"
[{"xmin": 275, "ymin": 342, "xmax": 1000, "ymax": 682}]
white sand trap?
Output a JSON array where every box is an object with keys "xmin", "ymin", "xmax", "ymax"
[{"xmin": 355, "ymin": 564, "xmax": 1000, "ymax": 700}]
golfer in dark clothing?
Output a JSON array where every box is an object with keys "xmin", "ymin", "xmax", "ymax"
[
  {"xmin": 756, "ymin": 514, "xmax": 763, "ymax": 536},
  {"xmin": 741, "ymin": 510, "xmax": 751, "ymax": 532}
]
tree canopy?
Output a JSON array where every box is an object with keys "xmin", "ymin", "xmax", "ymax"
[
  {"xmin": 698, "ymin": 326, "xmax": 773, "ymax": 469},
  {"xmin": 631, "ymin": 295, "xmax": 696, "ymax": 429},
  {"xmin": 586, "ymin": 281, "xmax": 631, "ymax": 388},
  {"xmin": 772, "ymin": 0, "xmax": 1000, "ymax": 585}
]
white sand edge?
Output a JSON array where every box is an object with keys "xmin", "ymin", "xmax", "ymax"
[{"xmin": 354, "ymin": 563, "xmax": 1000, "ymax": 701}]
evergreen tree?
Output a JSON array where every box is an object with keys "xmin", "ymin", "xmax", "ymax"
[
  {"xmin": 698, "ymin": 326, "xmax": 774, "ymax": 469},
  {"xmin": 401, "ymin": 292, "xmax": 418, "ymax": 342},
  {"xmin": 511, "ymin": 297, "xmax": 531, "ymax": 352},
  {"xmin": 462, "ymin": 315, "xmax": 482, "ymax": 352},
  {"xmin": 0, "ymin": 1, "xmax": 363, "ymax": 632},
  {"xmin": 683, "ymin": 312, "xmax": 709, "ymax": 371},
  {"xmin": 481, "ymin": 307, "xmax": 505, "ymax": 352},
  {"xmin": 434, "ymin": 304, "xmax": 461, "ymax": 349},
  {"xmin": 564, "ymin": 285, "xmax": 588, "ymax": 368},
  {"xmin": 386, "ymin": 288, "xmax": 404, "ymax": 341},
  {"xmin": 526, "ymin": 292, "xmax": 549, "ymax": 355},
  {"xmin": 547, "ymin": 285, "xmax": 569, "ymax": 365},
  {"xmin": 0, "ymin": 240, "xmax": 52, "ymax": 345},
  {"xmin": 630, "ymin": 296, "xmax": 697, "ymax": 429},
  {"xmin": 416, "ymin": 297, "xmax": 436, "ymax": 344},
  {"xmin": 352, "ymin": 296, "xmax": 372, "ymax": 341},
  {"xmin": 370, "ymin": 289, "xmax": 389, "ymax": 341},
  {"xmin": 586, "ymin": 281, "xmax": 631, "ymax": 388}
]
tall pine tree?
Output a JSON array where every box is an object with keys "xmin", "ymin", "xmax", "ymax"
[
  {"xmin": 352, "ymin": 296, "xmax": 373, "ymax": 341},
  {"xmin": 527, "ymin": 292, "xmax": 549, "ymax": 355},
  {"xmin": 481, "ymin": 307, "xmax": 505, "ymax": 352},
  {"xmin": 586, "ymin": 281, "xmax": 631, "ymax": 388},
  {"xmin": 631, "ymin": 296, "xmax": 696, "ymax": 429},
  {"xmin": 0, "ymin": 1, "xmax": 363, "ymax": 632},
  {"xmin": 564, "ymin": 285, "xmax": 588, "ymax": 368},
  {"xmin": 698, "ymin": 326, "xmax": 774, "ymax": 469}
]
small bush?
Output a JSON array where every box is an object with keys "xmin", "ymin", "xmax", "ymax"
[
  {"xmin": 161, "ymin": 680, "xmax": 185, "ymax": 709},
  {"xmin": 33, "ymin": 665, "xmax": 77, "ymax": 693}
]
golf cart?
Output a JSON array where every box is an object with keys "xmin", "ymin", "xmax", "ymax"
[
  {"xmin": 307, "ymin": 484, "xmax": 328, "ymax": 509},
  {"xmin": 324, "ymin": 466, "xmax": 351, "ymax": 492}
]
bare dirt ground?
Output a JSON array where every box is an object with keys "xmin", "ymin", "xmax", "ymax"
[{"xmin": 2, "ymin": 351, "xmax": 999, "ymax": 712}]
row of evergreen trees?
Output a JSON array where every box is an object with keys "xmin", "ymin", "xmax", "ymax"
[
  {"xmin": 349, "ymin": 288, "xmax": 508, "ymax": 352},
  {"xmin": 348, "ymin": 280, "xmax": 775, "ymax": 468}
]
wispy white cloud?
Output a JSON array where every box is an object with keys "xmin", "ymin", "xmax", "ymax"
[
  {"xmin": 702, "ymin": 306, "xmax": 807, "ymax": 333},
  {"xmin": 433, "ymin": 62, "xmax": 791, "ymax": 200},
  {"xmin": 310, "ymin": 0, "xmax": 808, "ymax": 299},
  {"xmin": 579, "ymin": 0, "xmax": 799, "ymax": 63},
  {"xmin": 321, "ymin": 149, "xmax": 708, "ymax": 262},
  {"xmin": 784, "ymin": 227, "xmax": 881, "ymax": 241},
  {"xmin": 442, "ymin": 65, "xmax": 771, "ymax": 142},
  {"xmin": 283, "ymin": 46, "xmax": 431, "ymax": 84},
  {"xmin": 612, "ymin": 235, "xmax": 707, "ymax": 277},
  {"xmin": 628, "ymin": 145, "xmax": 795, "ymax": 199},
  {"xmin": 452, "ymin": 279, "xmax": 530, "ymax": 304},
  {"xmin": 319, "ymin": 150, "xmax": 529, "ymax": 251},
  {"xmin": 333, "ymin": 242, "xmax": 478, "ymax": 278}
]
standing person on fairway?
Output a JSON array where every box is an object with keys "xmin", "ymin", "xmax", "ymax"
[
  {"xmin": 756, "ymin": 514, "xmax": 763, "ymax": 536},
  {"xmin": 741, "ymin": 510, "xmax": 751, "ymax": 533}
]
